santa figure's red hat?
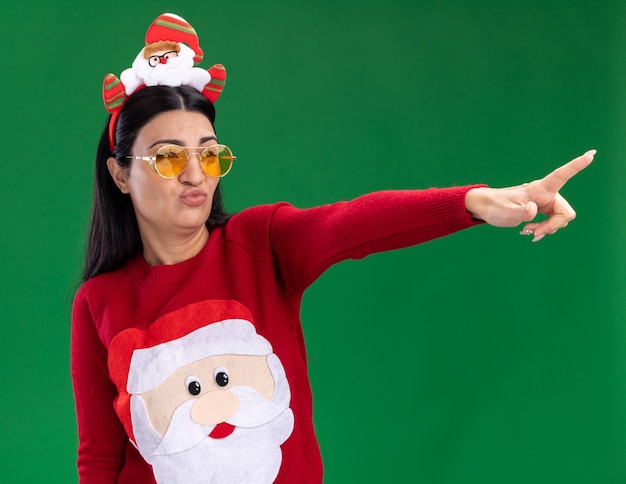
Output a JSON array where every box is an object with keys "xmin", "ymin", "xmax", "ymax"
[{"xmin": 145, "ymin": 13, "xmax": 204, "ymax": 64}]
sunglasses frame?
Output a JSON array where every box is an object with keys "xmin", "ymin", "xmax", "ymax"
[{"xmin": 127, "ymin": 144, "xmax": 236, "ymax": 179}]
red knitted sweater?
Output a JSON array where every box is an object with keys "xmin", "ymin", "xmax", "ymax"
[{"xmin": 71, "ymin": 187, "xmax": 483, "ymax": 483}]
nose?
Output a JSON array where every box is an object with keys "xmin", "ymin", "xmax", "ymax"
[
  {"xmin": 191, "ymin": 391, "xmax": 239, "ymax": 426},
  {"xmin": 178, "ymin": 152, "xmax": 206, "ymax": 185},
  {"xmin": 160, "ymin": 57, "xmax": 167, "ymax": 65}
]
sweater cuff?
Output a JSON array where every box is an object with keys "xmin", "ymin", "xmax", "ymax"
[{"xmin": 427, "ymin": 184, "xmax": 488, "ymax": 228}]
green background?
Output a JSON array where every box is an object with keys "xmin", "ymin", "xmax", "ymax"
[{"xmin": 1, "ymin": 0, "xmax": 624, "ymax": 482}]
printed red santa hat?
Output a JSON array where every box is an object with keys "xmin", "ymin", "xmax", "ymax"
[
  {"xmin": 145, "ymin": 13, "xmax": 204, "ymax": 64},
  {"xmin": 109, "ymin": 300, "xmax": 271, "ymax": 441}
]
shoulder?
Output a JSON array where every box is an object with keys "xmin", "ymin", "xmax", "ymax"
[
  {"xmin": 73, "ymin": 266, "xmax": 132, "ymax": 316},
  {"xmin": 228, "ymin": 202, "xmax": 294, "ymax": 223},
  {"xmin": 224, "ymin": 202, "xmax": 296, "ymax": 236},
  {"xmin": 218, "ymin": 202, "xmax": 304, "ymax": 258}
]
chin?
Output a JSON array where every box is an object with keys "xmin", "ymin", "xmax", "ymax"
[{"xmin": 176, "ymin": 219, "xmax": 210, "ymax": 232}]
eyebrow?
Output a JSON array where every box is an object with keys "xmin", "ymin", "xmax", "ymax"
[{"xmin": 147, "ymin": 135, "xmax": 217, "ymax": 149}]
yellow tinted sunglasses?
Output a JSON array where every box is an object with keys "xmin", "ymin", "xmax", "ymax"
[{"xmin": 128, "ymin": 144, "xmax": 236, "ymax": 178}]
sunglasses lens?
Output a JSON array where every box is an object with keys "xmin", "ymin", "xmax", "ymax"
[
  {"xmin": 155, "ymin": 145, "xmax": 187, "ymax": 177},
  {"xmin": 201, "ymin": 145, "xmax": 234, "ymax": 177}
]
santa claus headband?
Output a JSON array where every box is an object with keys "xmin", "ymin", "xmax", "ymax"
[{"xmin": 103, "ymin": 13, "xmax": 227, "ymax": 150}]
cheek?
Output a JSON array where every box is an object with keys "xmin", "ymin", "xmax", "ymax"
[
  {"xmin": 208, "ymin": 179, "xmax": 220, "ymax": 200},
  {"xmin": 126, "ymin": 171, "xmax": 171, "ymax": 211},
  {"xmin": 141, "ymin": 386, "xmax": 191, "ymax": 436}
]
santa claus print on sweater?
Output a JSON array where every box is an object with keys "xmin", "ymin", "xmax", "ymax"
[{"xmin": 108, "ymin": 299, "xmax": 295, "ymax": 484}]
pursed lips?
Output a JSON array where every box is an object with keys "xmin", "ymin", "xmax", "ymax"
[{"xmin": 180, "ymin": 188, "xmax": 208, "ymax": 206}]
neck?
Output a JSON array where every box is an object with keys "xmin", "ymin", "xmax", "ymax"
[{"xmin": 140, "ymin": 226, "xmax": 210, "ymax": 266}]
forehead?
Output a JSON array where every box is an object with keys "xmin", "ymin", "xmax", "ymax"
[{"xmin": 134, "ymin": 110, "xmax": 216, "ymax": 148}]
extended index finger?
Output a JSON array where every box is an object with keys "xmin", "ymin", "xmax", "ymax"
[{"xmin": 539, "ymin": 149, "xmax": 596, "ymax": 193}]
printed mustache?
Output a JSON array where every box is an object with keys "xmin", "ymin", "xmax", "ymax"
[{"xmin": 152, "ymin": 386, "xmax": 290, "ymax": 456}]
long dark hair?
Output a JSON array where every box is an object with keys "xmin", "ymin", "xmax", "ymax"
[{"xmin": 82, "ymin": 85, "xmax": 231, "ymax": 283}]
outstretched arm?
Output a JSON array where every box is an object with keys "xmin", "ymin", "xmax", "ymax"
[{"xmin": 464, "ymin": 150, "xmax": 596, "ymax": 242}]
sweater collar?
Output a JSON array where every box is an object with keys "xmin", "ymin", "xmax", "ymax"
[{"xmin": 125, "ymin": 227, "xmax": 221, "ymax": 284}]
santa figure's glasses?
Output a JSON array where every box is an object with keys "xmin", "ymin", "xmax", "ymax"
[
  {"xmin": 128, "ymin": 144, "xmax": 236, "ymax": 178},
  {"xmin": 148, "ymin": 50, "xmax": 179, "ymax": 67}
]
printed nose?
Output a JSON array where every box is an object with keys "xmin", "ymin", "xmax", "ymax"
[
  {"xmin": 160, "ymin": 57, "xmax": 167, "ymax": 65},
  {"xmin": 191, "ymin": 391, "xmax": 239, "ymax": 426}
]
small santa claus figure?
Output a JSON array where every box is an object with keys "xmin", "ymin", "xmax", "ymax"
[
  {"xmin": 102, "ymin": 13, "xmax": 226, "ymax": 119},
  {"xmin": 109, "ymin": 300, "xmax": 294, "ymax": 484},
  {"xmin": 120, "ymin": 13, "xmax": 212, "ymax": 94}
]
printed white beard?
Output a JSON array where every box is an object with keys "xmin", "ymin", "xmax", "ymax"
[
  {"xmin": 150, "ymin": 407, "xmax": 294, "ymax": 484},
  {"xmin": 130, "ymin": 384, "xmax": 294, "ymax": 483}
]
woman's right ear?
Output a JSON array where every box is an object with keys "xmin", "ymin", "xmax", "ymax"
[{"xmin": 107, "ymin": 157, "xmax": 130, "ymax": 194}]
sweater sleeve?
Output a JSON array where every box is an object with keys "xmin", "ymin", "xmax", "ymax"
[
  {"xmin": 71, "ymin": 287, "xmax": 128, "ymax": 482},
  {"xmin": 269, "ymin": 186, "xmax": 485, "ymax": 294}
]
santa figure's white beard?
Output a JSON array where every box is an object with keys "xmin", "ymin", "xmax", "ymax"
[
  {"xmin": 142, "ymin": 58, "xmax": 193, "ymax": 86},
  {"xmin": 130, "ymin": 385, "xmax": 294, "ymax": 483},
  {"xmin": 120, "ymin": 43, "xmax": 211, "ymax": 94}
]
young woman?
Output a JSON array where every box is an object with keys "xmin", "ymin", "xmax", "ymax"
[{"xmin": 71, "ymin": 13, "xmax": 594, "ymax": 484}]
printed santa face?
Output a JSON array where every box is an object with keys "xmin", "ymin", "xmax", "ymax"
[{"xmin": 109, "ymin": 300, "xmax": 294, "ymax": 484}]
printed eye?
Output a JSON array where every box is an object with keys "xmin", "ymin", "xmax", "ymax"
[
  {"xmin": 214, "ymin": 367, "xmax": 229, "ymax": 387},
  {"xmin": 185, "ymin": 376, "xmax": 202, "ymax": 396}
]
